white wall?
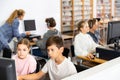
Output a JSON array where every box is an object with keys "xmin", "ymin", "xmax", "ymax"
[
  {"xmin": 62, "ymin": 57, "xmax": 120, "ymax": 80},
  {"xmin": 0, "ymin": 0, "xmax": 60, "ymax": 36}
]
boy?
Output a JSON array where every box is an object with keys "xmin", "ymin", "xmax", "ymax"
[{"xmin": 18, "ymin": 36, "xmax": 77, "ymax": 80}]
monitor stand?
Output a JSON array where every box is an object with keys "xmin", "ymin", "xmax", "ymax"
[{"xmin": 109, "ymin": 39, "xmax": 120, "ymax": 50}]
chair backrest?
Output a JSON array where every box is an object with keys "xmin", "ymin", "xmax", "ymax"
[
  {"xmin": 74, "ymin": 64, "xmax": 88, "ymax": 72},
  {"xmin": 70, "ymin": 45, "xmax": 75, "ymax": 57},
  {"xmin": 62, "ymin": 48, "xmax": 69, "ymax": 58},
  {"xmin": 35, "ymin": 58, "xmax": 46, "ymax": 73}
]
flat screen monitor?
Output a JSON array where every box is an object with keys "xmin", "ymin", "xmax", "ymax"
[
  {"xmin": 107, "ymin": 20, "xmax": 120, "ymax": 49},
  {"xmin": 24, "ymin": 20, "xmax": 36, "ymax": 31},
  {"xmin": 0, "ymin": 58, "xmax": 16, "ymax": 80}
]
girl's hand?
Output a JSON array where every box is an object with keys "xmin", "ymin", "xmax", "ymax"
[
  {"xmin": 86, "ymin": 53, "xmax": 94, "ymax": 60},
  {"xmin": 26, "ymin": 31, "xmax": 31, "ymax": 35}
]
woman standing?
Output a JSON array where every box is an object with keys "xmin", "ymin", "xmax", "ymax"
[{"xmin": 0, "ymin": 9, "xmax": 30, "ymax": 58}]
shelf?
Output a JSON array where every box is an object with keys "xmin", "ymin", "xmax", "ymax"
[{"xmin": 114, "ymin": 0, "xmax": 120, "ymax": 18}]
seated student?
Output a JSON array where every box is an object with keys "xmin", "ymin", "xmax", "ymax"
[
  {"xmin": 88, "ymin": 18, "xmax": 104, "ymax": 45},
  {"xmin": 33, "ymin": 17, "xmax": 61, "ymax": 58},
  {"xmin": 12, "ymin": 38, "xmax": 37, "ymax": 76},
  {"xmin": 74, "ymin": 20, "xmax": 100, "ymax": 59},
  {"xmin": 18, "ymin": 36, "xmax": 77, "ymax": 80}
]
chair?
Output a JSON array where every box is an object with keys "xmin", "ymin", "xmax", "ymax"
[
  {"xmin": 70, "ymin": 45, "xmax": 89, "ymax": 72},
  {"xmin": 62, "ymin": 48, "xmax": 69, "ymax": 58},
  {"xmin": 35, "ymin": 57, "xmax": 46, "ymax": 73},
  {"xmin": 74, "ymin": 64, "xmax": 88, "ymax": 72},
  {"xmin": 3, "ymin": 48, "xmax": 12, "ymax": 58},
  {"xmin": 70, "ymin": 45, "xmax": 104, "ymax": 67},
  {"xmin": 70, "ymin": 45, "xmax": 75, "ymax": 57}
]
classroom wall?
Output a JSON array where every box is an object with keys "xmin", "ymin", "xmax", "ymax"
[{"xmin": 0, "ymin": 0, "xmax": 60, "ymax": 36}]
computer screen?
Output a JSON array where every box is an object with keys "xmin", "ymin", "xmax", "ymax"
[
  {"xmin": 0, "ymin": 58, "xmax": 16, "ymax": 80},
  {"xmin": 24, "ymin": 20, "xmax": 36, "ymax": 31},
  {"xmin": 107, "ymin": 20, "xmax": 120, "ymax": 44}
]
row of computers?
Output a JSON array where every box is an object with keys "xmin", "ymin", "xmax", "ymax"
[{"xmin": 96, "ymin": 20, "xmax": 120, "ymax": 60}]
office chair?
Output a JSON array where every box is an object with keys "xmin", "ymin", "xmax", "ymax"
[
  {"xmin": 62, "ymin": 48, "xmax": 69, "ymax": 58},
  {"xmin": 35, "ymin": 58, "xmax": 46, "ymax": 73},
  {"xmin": 70, "ymin": 45, "xmax": 101, "ymax": 67},
  {"xmin": 70, "ymin": 45, "xmax": 89, "ymax": 72}
]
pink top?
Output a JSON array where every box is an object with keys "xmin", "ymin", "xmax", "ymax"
[{"xmin": 12, "ymin": 54, "xmax": 37, "ymax": 76}]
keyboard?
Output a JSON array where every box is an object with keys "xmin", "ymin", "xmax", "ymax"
[{"xmin": 25, "ymin": 34, "xmax": 41, "ymax": 41}]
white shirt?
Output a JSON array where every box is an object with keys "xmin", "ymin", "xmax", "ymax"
[
  {"xmin": 74, "ymin": 32, "xmax": 100, "ymax": 56},
  {"xmin": 41, "ymin": 57, "xmax": 77, "ymax": 80}
]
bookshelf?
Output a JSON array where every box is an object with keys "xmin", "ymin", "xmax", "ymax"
[
  {"xmin": 96, "ymin": 0, "xmax": 112, "ymax": 19},
  {"xmin": 61, "ymin": 0, "xmax": 93, "ymax": 35},
  {"xmin": 114, "ymin": 0, "xmax": 120, "ymax": 19}
]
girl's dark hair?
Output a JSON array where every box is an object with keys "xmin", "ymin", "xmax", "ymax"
[
  {"xmin": 45, "ymin": 17, "xmax": 56, "ymax": 27},
  {"xmin": 17, "ymin": 38, "xmax": 30, "ymax": 49},
  {"xmin": 46, "ymin": 36, "xmax": 63, "ymax": 49},
  {"xmin": 88, "ymin": 18, "xmax": 97, "ymax": 29},
  {"xmin": 77, "ymin": 20, "xmax": 86, "ymax": 31}
]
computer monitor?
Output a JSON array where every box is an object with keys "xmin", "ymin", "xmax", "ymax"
[
  {"xmin": 107, "ymin": 20, "xmax": 120, "ymax": 44},
  {"xmin": 0, "ymin": 58, "xmax": 16, "ymax": 80},
  {"xmin": 107, "ymin": 20, "xmax": 120, "ymax": 49},
  {"xmin": 24, "ymin": 20, "xmax": 36, "ymax": 31}
]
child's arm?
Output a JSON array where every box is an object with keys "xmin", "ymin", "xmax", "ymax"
[{"xmin": 18, "ymin": 71, "xmax": 45, "ymax": 80}]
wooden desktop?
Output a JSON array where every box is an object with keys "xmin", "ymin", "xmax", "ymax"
[
  {"xmin": 77, "ymin": 56, "xmax": 107, "ymax": 64},
  {"xmin": 30, "ymin": 34, "xmax": 74, "ymax": 45}
]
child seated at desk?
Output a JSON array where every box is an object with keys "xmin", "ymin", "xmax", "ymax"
[
  {"xmin": 74, "ymin": 20, "xmax": 100, "ymax": 59},
  {"xmin": 88, "ymin": 18, "xmax": 104, "ymax": 45},
  {"xmin": 12, "ymin": 38, "xmax": 37, "ymax": 76},
  {"xmin": 18, "ymin": 36, "xmax": 77, "ymax": 80},
  {"xmin": 33, "ymin": 17, "xmax": 61, "ymax": 58}
]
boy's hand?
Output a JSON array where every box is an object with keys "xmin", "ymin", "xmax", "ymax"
[{"xmin": 32, "ymin": 38, "xmax": 38, "ymax": 42}]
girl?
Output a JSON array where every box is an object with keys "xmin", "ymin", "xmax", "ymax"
[
  {"xmin": 12, "ymin": 38, "xmax": 36, "ymax": 76},
  {"xmin": 74, "ymin": 20, "xmax": 100, "ymax": 59}
]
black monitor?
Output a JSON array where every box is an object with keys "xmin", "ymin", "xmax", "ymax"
[
  {"xmin": 24, "ymin": 20, "xmax": 36, "ymax": 31},
  {"xmin": 0, "ymin": 58, "xmax": 16, "ymax": 80},
  {"xmin": 107, "ymin": 20, "xmax": 120, "ymax": 49}
]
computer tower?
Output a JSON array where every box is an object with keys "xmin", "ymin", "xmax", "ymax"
[{"xmin": 96, "ymin": 47, "xmax": 120, "ymax": 60}]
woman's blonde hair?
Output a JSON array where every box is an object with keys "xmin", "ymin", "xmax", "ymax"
[{"xmin": 6, "ymin": 9, "xmax": 25, "ymax": 25}]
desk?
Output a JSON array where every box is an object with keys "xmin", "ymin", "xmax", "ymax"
[
  {"xmin": 62, "ymin": 57, "xmax": 120, "ymax": 80},
  {"xmin": 77, "ymin": 56, "xmax": 107, "ymax": 64},
  {"xmin": 96, "ymin": 46, "xmax": 120, "ymax": 60},
  {"xmin": 30, "ymin": 35, "xmax": 74, "ymax": 46},
  {"xmin": 62, "ymin": 35, "xmax": 73, "ymax": 40},
  {"xmin": 30, "ymin": 42, "xmax": 36, "ymax": 46}
]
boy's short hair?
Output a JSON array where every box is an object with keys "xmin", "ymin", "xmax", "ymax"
[{"xmin": 46, "ymin": 36, "xmax": 63, "ymax": 49}]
